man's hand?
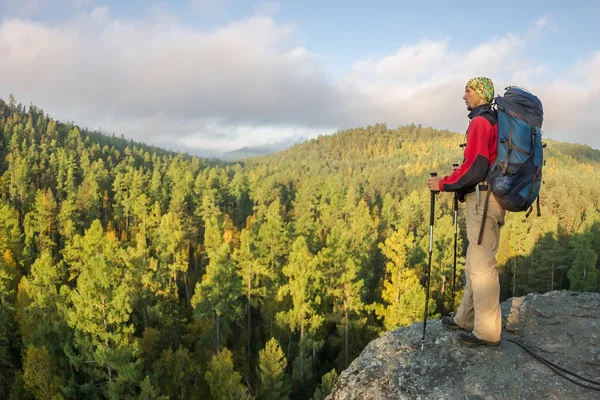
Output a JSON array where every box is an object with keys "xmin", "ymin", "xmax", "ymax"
[{"xmin": 427, "ymin": 176, "xmax": 441, "ymax": 192}]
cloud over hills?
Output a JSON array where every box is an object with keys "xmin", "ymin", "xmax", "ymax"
[{"xmin": 0, "ymin": 5, "xmax": 598, "ymax": 153}]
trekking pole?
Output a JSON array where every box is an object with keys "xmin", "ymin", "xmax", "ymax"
[
  {"xmin": 422, "ymin": 172, "xmax": 437, "ymax": 351},
  {"xmin": 452, "ymin": 164, "xmax": 459, "ymax": 311}
]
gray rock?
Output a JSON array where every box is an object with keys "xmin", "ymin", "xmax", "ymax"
[{"xmin": 327, "ymin": 291, "xmax": 600, "ymax": 400}]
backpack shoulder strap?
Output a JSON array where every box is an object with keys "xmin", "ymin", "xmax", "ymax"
[{"xmin": 478, "ymin": 109, "xmax": 497, "ymax": 127}]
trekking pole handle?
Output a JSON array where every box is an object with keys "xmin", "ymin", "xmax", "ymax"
[{"xmin": 451, "ymin": 164, "xmax": 459, "ymax": 216}]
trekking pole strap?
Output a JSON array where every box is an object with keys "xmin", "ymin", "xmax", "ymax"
[{"xmin": 477, "ymin": 189, "xmax": 492, "ymax": 246}]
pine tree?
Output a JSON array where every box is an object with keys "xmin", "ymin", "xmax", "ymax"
[
  {"xmin": 276, "ymin": 236, "xmax": 323, "ymax": 384},
  {"xmin": 568, "ymin": 232, "xmax": 599, "ymax": 292},
  {"xmin": 22, "ymin": 345, "xmax": 63, "ymax": 400},
  {"xmin": 375, "ymin": 229, "xmax": 426, "ymax": 330},
  {"xmin": 23, "ymin": 189, "xmax": 58, "ymax": 257},
  {"xmin": 62, "ymin": 220, "xmax": 139, "ymax": 396},
  {"xmin": 257, "ymin": 338, "xmax": 290, "ymax": 400},
  {"xmin": 319, "ymin": 225, "xmax": 366, "ymax": 368},
  {"xmin": 205, "ymin": 348, "xmax": 249, "ymax": 400},
  {"xmin": 152, "ymin": 347, "xmax": 199, "ymax": 400},
  {"xmin": 311, "ymin": 368, "xmax": 338, "ymax": 400},
  {"xmin": 234, "ymin": 222, "xmax": 271, "ymax": 369},
  {"xmin": 192, "ymin": 193, "xmax": 242, "ymax": 353},
  {"xmin": 6, "ymin": 148, "xmax": 31, "ymax": 227},
  {"xmin": 0, "ymin": 265, "xmax": 16, "ymax": 398},
  {"xmin": 431, "ymin": 214, "xmax": 463, "ymax": 313},
  {"xmin": 257, "ymin": 198, "xmax": 291, "ymax": 338},
  {"xmin": 16, "ymin": 251, "xmax": 66, "ymax": 345},
  {"xmin": 0, "ymin": 202, "xmax": 21, "ymax": 398},
  {"xmin": 153, "ymin": 211, "xmax": 188, "ymax": 292},
  {"xmin": 138, "ymin": 376, "xmax": 168, "ymax": 400}
]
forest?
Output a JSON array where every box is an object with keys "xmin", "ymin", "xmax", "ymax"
[{"xmin": 0, "ymin": 95, "xmax": 599, "ymax": 399}]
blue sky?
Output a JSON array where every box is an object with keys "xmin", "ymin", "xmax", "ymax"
[{"xmin": 1, "ymin": 0, "xmax": 599, "ymax": 154}]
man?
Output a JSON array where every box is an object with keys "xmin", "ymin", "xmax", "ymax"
[{"xmin": 427, "ymin": 77, "xmax": 505, "ymax": 347}]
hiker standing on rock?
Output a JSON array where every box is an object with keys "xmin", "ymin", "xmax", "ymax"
[{"xmin": 427, "ymin": 77, "xmax": 505, "ymax": 347}]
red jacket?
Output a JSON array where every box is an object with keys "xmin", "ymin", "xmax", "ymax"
[{"xmin": 439, "ymin": 105, "xmax": 498, "ymax": 198}]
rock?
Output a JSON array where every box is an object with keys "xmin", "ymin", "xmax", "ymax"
[{"xmin": 327, "ymin": 291, "xmax": 600, "ymax": 400}]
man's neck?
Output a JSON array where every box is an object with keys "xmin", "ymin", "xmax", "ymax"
[{"xmin": 468, "ymin": 103, "xmax": 490, "ymax": 119}]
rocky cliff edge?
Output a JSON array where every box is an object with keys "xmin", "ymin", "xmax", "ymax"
[{"xmin": 327, "ymin": 291, "xmax": 600, "ymax": 400}]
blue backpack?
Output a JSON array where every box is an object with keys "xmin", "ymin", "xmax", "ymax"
[{"xmin": 478, "ymin": 87, "xmax": 544, "ymax": 244}]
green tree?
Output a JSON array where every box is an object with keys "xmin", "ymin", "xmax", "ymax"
[
  {"xmin": 205, "ymin": 348, "xmax": 249, "ymax": 400},
  {"xmin": 234, "ymin": 221, "xmax": 271, "ymax": 368},
  {"xmin": 62, "ymin": 220, "xmax": 139, "ymax": 397},
  {"xmin": 0, "ymin": 202, "xmax": 21, "ymax": 397},
  {"xmin": 6, "ymin": 146, "xmax": 31, "ymax": 226},
  {"xmin": 277, "ymin": 236, "xmax": 323, "ymax": 384},
  {"xmin": 152, "ymin": 347, "xmax": 199, "ymax": 400},
  {"xmin": 138, "ymin": 376, "xmax": 168, "ymax": 400},
  {"xmin": 431, "ymin": 214, "xmax": 464, "ymax": 313},
  {"xmin": 153, "ymin": 211, "xmax": 188, "ymax": 293},
  {"xmin": 319, "ymin": 225, "xmax": 366, "ymax": 368},
  {"xmin": 192, "ymin": 193, "xmax": 242, "ymax": 353},
  {"xmin": 23, "ymin": 189, "xmax": 58, "ymax": 257},
  {"xmin": 375, "ymin": 229, "xmax": 426, "ymax": 330},
  {"xmin": 22, "ymin": 345, "xmax": 64, "ymax": 400},
  {"xmin": 257, "ymin": 338, "xmax": 290, "ymax": 400},
  {"xmin": 568, "ymin": 232, "xmax": 599, "ymax": 292},
  {"xmin": 0, "ymin": 265, "xmax": 16, "ymax": 398},
  {"xmin": 257, "ymin": 198, "xmax": 291, "ymax": 338},
  {"xmin": 311, "ymin": 368, "xmax": 338, "ymax": 400}
]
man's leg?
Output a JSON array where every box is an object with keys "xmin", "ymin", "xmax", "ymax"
[
  {"xmin": 468, "ymin": 245, "xmax": 501, "ymax": 342},
  {"xmin": 463, "ymin": 192, "xmax": 504, "ymax": 343},
  {"xmin": 452, "ymin": 247, "xmax": 475, "ymax": 331}
]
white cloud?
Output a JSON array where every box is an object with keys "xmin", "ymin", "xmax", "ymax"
[
  {"xmin": 73, "ymin": 0, "xmax": 93, "ymax": 7},
  {"xmin": 0, "ymin": 9, "xmax": 598, "ymax": 152},
  {"xmin": 90, "ymin": 6, "xmax": 108, "ymax": 20},
  {"xmin": 536, "ymin": 17, "xmax": 547, "ymax": 29},
  {"xmin": 0, "ymin": 11, "xmax": 345, "ymax": 149},
  {"xmin": 177, "ymin": 123, "xmax": 331, "ymax": 152}
]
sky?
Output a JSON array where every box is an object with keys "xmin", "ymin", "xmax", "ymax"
[{"xmin": 1, "ymin": 0, "xmax": 599, "ymax": 156}]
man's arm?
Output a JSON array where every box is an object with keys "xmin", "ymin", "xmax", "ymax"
[{"xmin": 438, "ymin": 116, "xmax": 494, "ymax": 192}]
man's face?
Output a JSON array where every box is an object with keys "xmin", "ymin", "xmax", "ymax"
[{"xmin": 463, "ymin": 86, "xmax": 483, "ymax": 111}]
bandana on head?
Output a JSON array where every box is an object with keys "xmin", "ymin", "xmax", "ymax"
[{"xmin": 466, "ymin": 77, "xmax": 495, "ymax": 103}]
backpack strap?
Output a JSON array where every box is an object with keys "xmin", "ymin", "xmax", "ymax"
[
  {"xmin": 477, "ymin": 188, "xmax": 493, "ymax": 246},
  {"xmin": 525, "ymin": 205, "xmax": 533, "ymax": 218}
]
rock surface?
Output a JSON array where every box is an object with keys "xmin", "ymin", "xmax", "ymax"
[{"xmin": 327, "ymin": 291, "xmax": 600, "ymax": 400}]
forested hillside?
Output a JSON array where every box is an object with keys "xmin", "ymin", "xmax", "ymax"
[{"xmin": 1, "ymin": 96, "xmax": 599, "ymax": 399}]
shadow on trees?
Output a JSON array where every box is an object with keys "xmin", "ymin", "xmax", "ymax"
[{"xmin": 498, "ymin": 222, "xmax": 600, "ymax": 302}]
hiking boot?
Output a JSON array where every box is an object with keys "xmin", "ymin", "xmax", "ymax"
[
  {"xmin": 441, "ymin": 316, "xmax": 465, "ymax": 331},
  {"xmin": 458, "ymin": 332, "xmax": 501, "ymax": 347}
]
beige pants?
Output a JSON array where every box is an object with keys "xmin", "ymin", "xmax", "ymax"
[{"xmin": 453, "ymin": 190, "xmax": 505, "ymax": 342}]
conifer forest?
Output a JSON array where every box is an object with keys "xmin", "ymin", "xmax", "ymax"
[{"xmin": 0, "ymin": 96, "xmax": 599, "ymax": 399}]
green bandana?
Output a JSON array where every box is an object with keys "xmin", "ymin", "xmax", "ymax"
[{"xmin": 466, "ymin": 77, "xmax": 495, "ymax": 103}]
